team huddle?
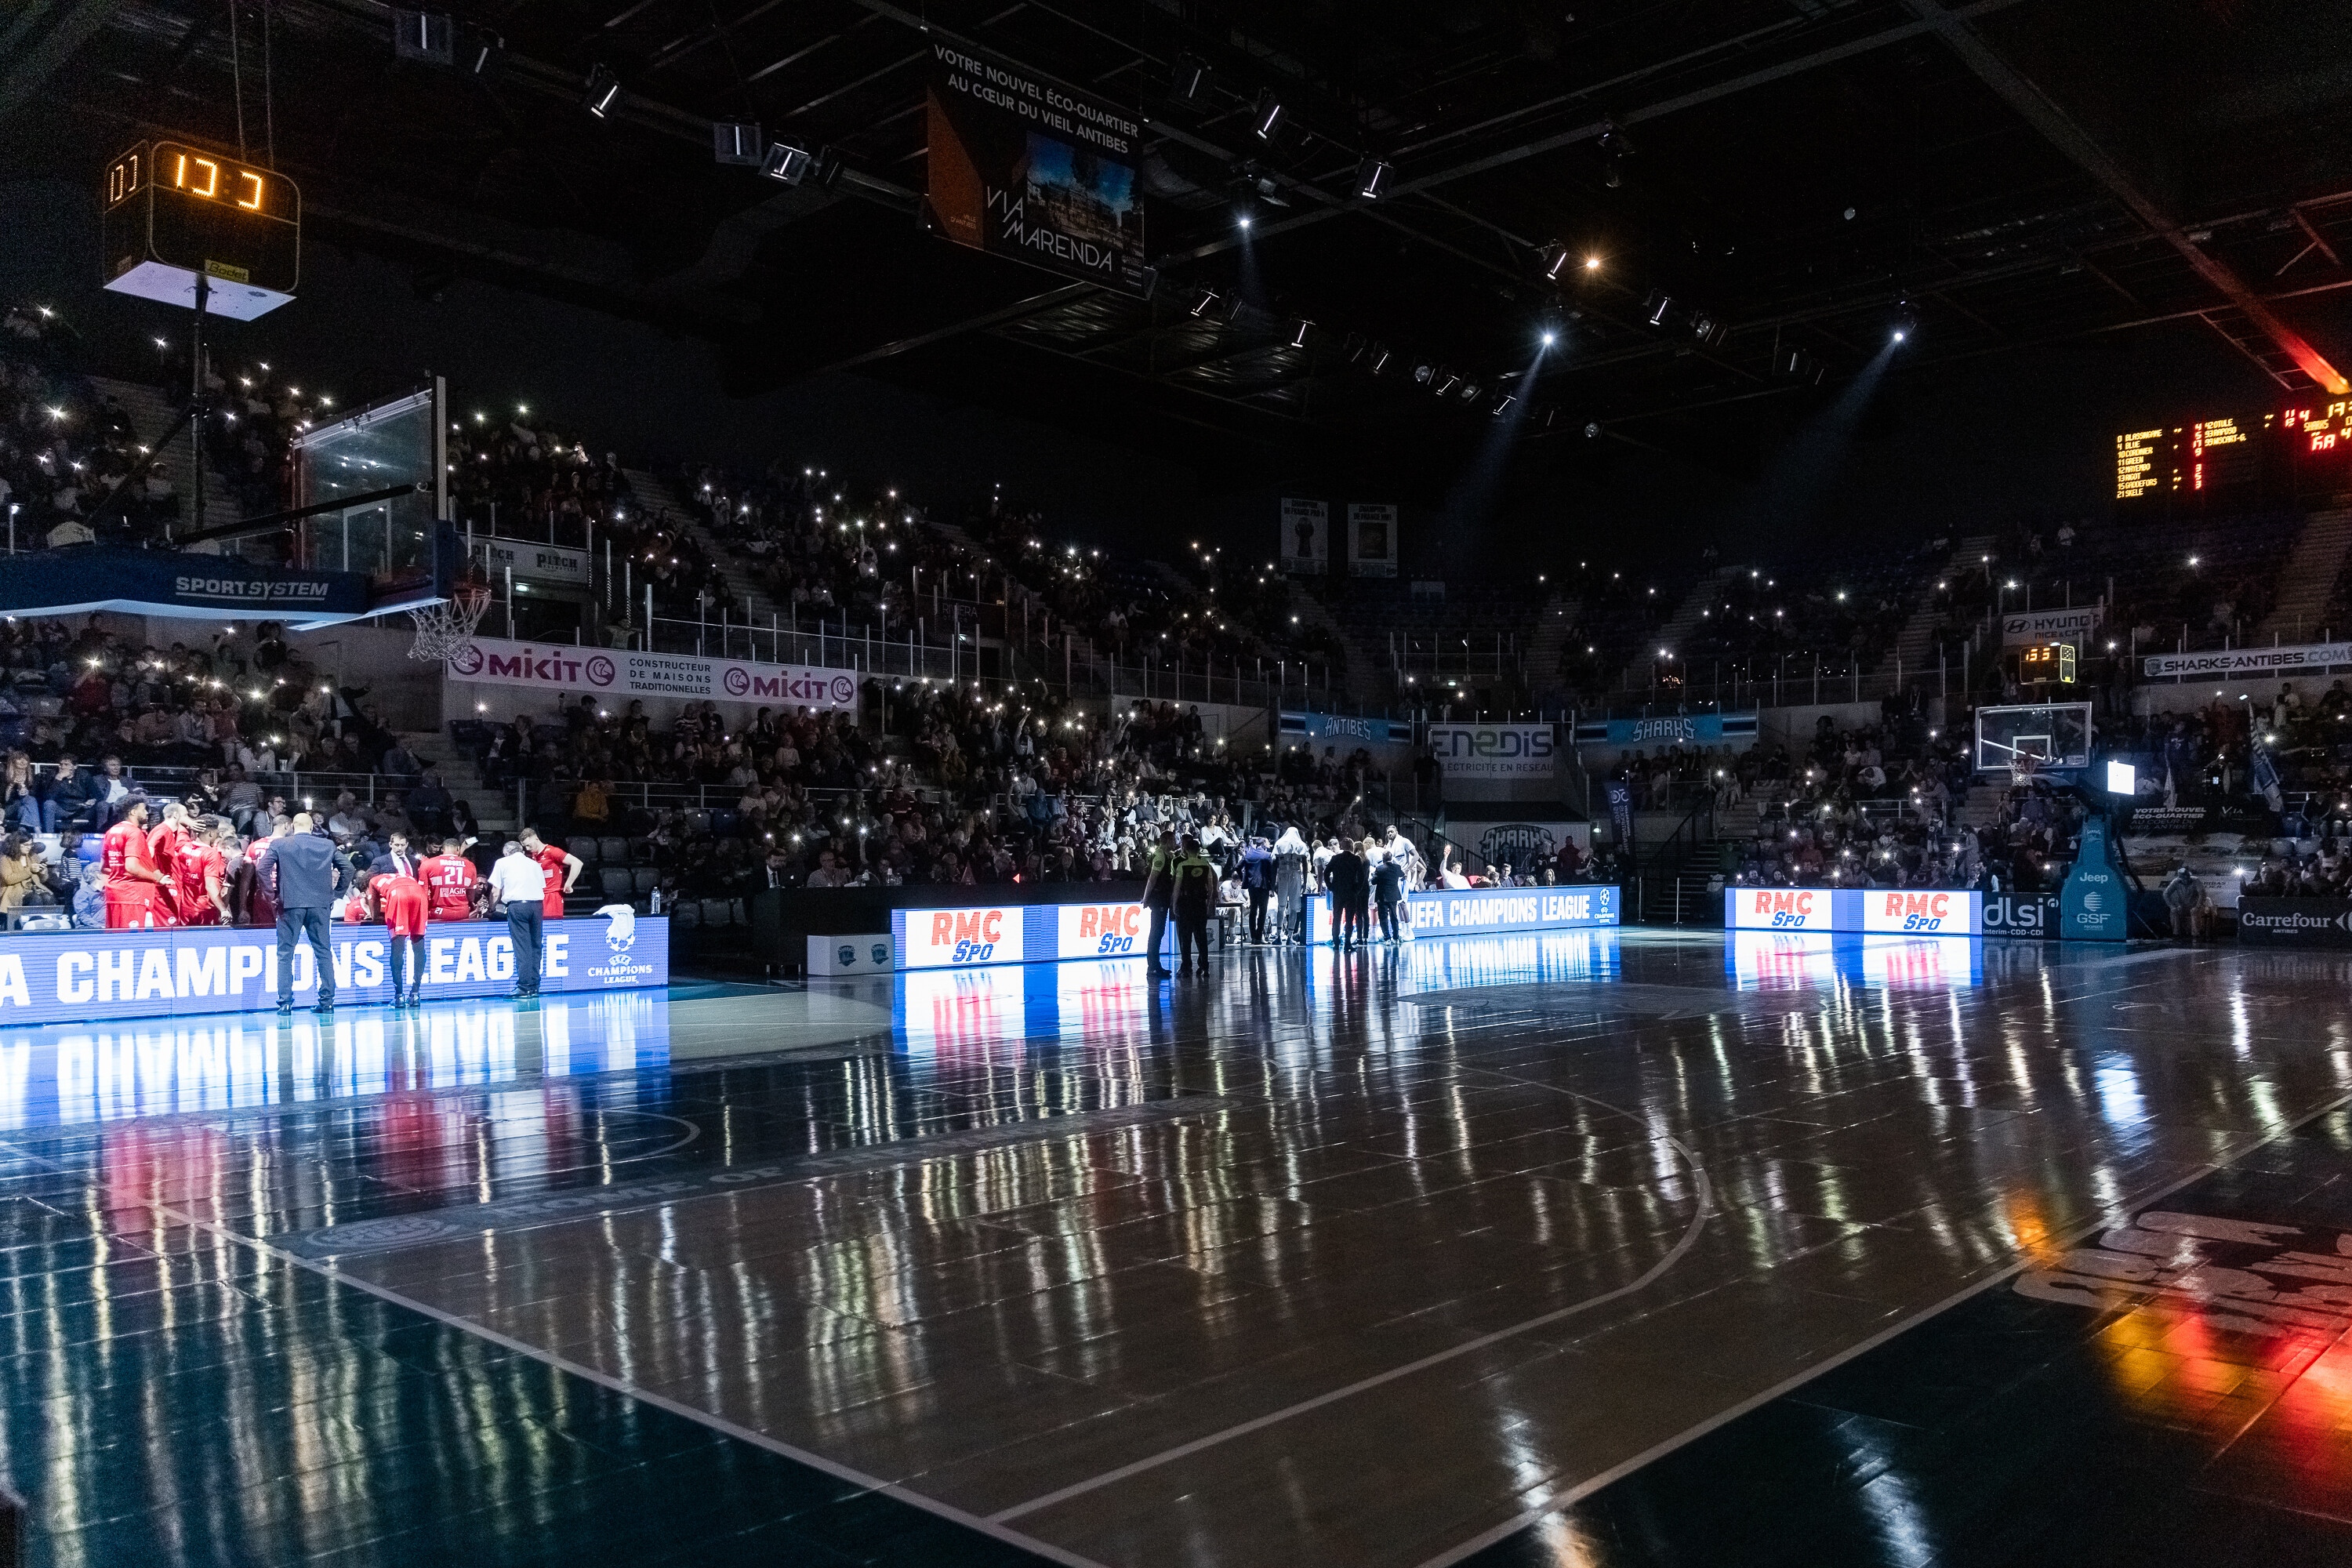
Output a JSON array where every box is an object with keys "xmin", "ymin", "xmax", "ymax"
[{"xmin": 95, "ymin": 798, "xmax": 575, "ymax": 931}]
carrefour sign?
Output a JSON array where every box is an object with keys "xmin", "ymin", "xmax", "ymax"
[
  {"xmin": 0, "ymin": 916, "xmax": 666, "ymax": 1024},
  {"xmin": 446, "ymin": 635, "xmax": 858, "ymax": 715}
]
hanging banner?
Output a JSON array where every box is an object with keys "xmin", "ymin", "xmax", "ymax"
[
  {"xmin": 1572, "ymin": 713, "xmax": 1760, "ymax": 746},
  {"xmin": 1346, "ymin": 503, "xmax": 1399, "ymax": 578},
  {"xmin": 924, "ymin": 42, "xmax": 1149, "ymax": 293},
  {"xmin": 1279, "ymin": 499, "xmax": 1329, "ymax": 575},
  {"xmin": 1426, "ymin": 723, "xmax": 1558, "ymax": 781},
  {"xmin": 445, "ymin": 636, "xmax": 859, "ymax": 716},
  {"xmin": 2000, "ymin": 607, "xmax": 2103, "ymax": 646},
  {"xmin": 2143, "ymin": 642, "xmax": 2352, "ymax": 680}
]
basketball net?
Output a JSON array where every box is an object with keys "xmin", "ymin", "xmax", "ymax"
[{"xmin": 407, "ymin": 568, "xmax": 493, "ymax": 662}]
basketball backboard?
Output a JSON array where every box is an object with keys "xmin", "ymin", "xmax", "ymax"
[
  {"xmin": 287, "ymin": 376, "xmax": 449, "ymax": 618},
  {"xmin": 1975, "ymin": 702, "xmax": 2093, "ymax": 775}
]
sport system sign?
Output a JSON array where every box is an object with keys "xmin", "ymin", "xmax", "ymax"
[
  {"xmin": 445, "ymin": 636, "xmax": 858, "ymax": 716},
  {"xmin": 0, "ymin": 916, "xmax": 667, "ymax": 1025},
  {"xmin": 1725, "ymin": 887, "xmax": 1984, "ymax": 935},
  {"xmin": 924, "ymin": 42, "xmax": 1148, "ymax": 293}
]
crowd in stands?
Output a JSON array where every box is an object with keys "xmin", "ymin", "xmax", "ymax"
[{"xmin": 0, "ymin": 306, "xmax": 176, "ymax": 546}]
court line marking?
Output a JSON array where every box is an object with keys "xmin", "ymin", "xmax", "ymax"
[
  {"xmin": 0, "ymin": 1136, "xmax": 1107, "ymax": 1568},
  {"xmin": 989, "ymin": 1082, "xmax": 1714, "ymax": 1525},
  {"xmin": 1407, "ymin": 1082, "xmax": 2352, "ymax": 1568}
]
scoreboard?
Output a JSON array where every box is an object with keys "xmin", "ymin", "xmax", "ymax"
[
  {"xmin": 101, "ymin": 140, "xmax": 299, "ymax": 319},
  {"xmin": 2116, "ymin": 401, "xmax": 2352, "ymax": 504}
]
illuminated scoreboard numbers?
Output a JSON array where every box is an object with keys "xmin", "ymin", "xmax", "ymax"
[
  {"xmin": 2189, "ymin": 416, "xmax": 2255, "ymax": 492},
  {"xmin": 2114, "ymin": 428, "xmax": 2165, "ymax": 500},
  {"xmin": 100, "ymin": 138, "xmax": 299, "ymax": 311}
]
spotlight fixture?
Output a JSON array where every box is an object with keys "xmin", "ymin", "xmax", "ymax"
[
  {"xmin": 1413, "ymin": 361, "xmax": 1435, "ymax": 385},
  {"xmin": 1173, "ymin": 53, "xmax": 1211, "ymax": 101},
  {"xmin": 1251, "ymin": 89, "xmax": 1285, "ymax": 140},
  {"xmin": 1285, "ymin": 318, "xmax": 1316, "ymax": 350},
  {"xmin": 1541, "ymin": 329, "xmax": 1558, "ymax": 347},
  {"xmin": 1236, "ymin": 210, "xmax": 1254, "ymax": 231},
  {"xmin": 1492, "ymin": 394, "xmax": 1515, "ymax": 416},
  {"xmin": 1540, "ymin": 243, "xmax": 1570, "ymax": 281},
  {"xmin": 1138, "ymin": 267, "xmax": 1160, "ymax": 300},
  {"xmin": 811, "ymin": 146, "xmax": 847, "ymax": 188},
  {"xmin": 1433, "ymin": 371, "xmax": 1459, "ymax": 396},
  {"xmin": 760, "ymin": 140, "xmax": 811, "ymax": 183},
  {"xmin": 467, "ymin": 27, "xmax": 502, "ymax": 72},
  {"xmin": 1189, "ymin": 286, "xmax": 1221, "ymax": 318},
  {"xmin": 1354, "ymin": 158, "xmax": 1392, "ymax": 200},
  {"xmin": 1584, "ymin": 420, "xmax": 1602, "ymax": 438},
  {"xmin": 713, "ymin": 121, "xmax": 764, "ymax": 166},
  {"xmin": 1690, "ymin": 312, "xmax": 1730, "ymax": 347},
  {"xmin": 1892, "ymin": 328, "xmax": 1908, "ymax": 343},
  {"xmin": 1458, "ymin": 382, "xmax": 1483, "ymax": 401},
  {"xmin": 1369, "ymin": 343, "xmax": 1392, "ymax": 374},
  {"xmin": 583, "ymin": 64, "xmax": 621, "ymax": 118},
  {"xmin": 391, "ymin": 10, "xmax": 454, "ymax": 65},
  {"xmin": 1642, "ymin": 291, "xmax": 1675, "ymax": 328},
  {"xmin": 1584, "ymin": 255, "xmax": 1602, "ymax": 271}
]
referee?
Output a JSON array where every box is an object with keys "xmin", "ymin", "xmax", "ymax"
[{"xmin": 488, "ymin": 838, "xmax": 546, "ymax": 1000}]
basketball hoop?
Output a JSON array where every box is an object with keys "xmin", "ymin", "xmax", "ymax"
[{"xmin": 407, "ymin": 567, "xmax": 493, "ymax": 662}]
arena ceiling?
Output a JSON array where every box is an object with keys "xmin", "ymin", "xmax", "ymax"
[{"xmin": 10, "ymin": 0, "xmax": 2352, "ymax": 462}]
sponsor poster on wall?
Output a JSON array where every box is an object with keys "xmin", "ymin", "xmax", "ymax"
[
  {"xmin": 1347, "ymin": 503, "xmax": 1399, "ymax": 578},
  {"xmin": 2143, "ymin": 641, "xmax": 2352, "ymax": 679},
  {"xmin": 2000, "ymin": 606, "xmax": 2103, "ymax": 646},
  {"xmin": 924, "ymin": 42, "xmax": 1149, "ymax": 293},
  {"xmin": 1425, "ymin": 724, "xmax": 1558, "ymax": 781},
  {"xmin": 446, "ymin": 636, "xmax": 858, "ymax": 716},
  {"xmin": 1279, "ymin": 499, "xmax": 1329, "ymax": 575}
]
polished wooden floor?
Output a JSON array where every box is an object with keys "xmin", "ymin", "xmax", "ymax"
[{"xmin": 1, "ymin": 932, "xmax": 2350, "ymax": 1566}]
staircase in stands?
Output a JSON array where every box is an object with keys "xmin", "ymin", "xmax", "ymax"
[
  {"xmin": 90, "ymin": 375, "xmax": 244, "ymax": 537},
  {"xmin": 618, "ymin": 466, "xmax": 794, "ymax": 636},
  {"xmin": 1523, "ymin": 593, "xmax": 1582, "ymax": 702},
  {"xmin": 1615, "ymin": 566, "xmax": 1736, "ymax": 695},
  {"xmin": 1889, "ymin": 533, "xmax": 1998, "ymax": 693},
  {"xmin": 2259, "ymin": 509, "xmax": 2352, "ymax": 644}
]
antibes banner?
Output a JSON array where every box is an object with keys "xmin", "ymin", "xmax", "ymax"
[
  {"xmin": 445, "ymin": 636, "xmax": 859, "ymax": 716},
  {"xmin": 2143, "ymin": 642, "xmax": 2352, "ymax": 680},
  {"xmin": 925, "ymin": 42, "xmax": 1149, "ymax": 293}
]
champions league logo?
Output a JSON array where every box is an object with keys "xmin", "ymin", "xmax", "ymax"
[{"xmin": 598, "ymin": 904, "xmax": 637, "ymax": 957}]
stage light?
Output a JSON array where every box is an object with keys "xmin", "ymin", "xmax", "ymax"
[
  {"xmin": 1252, "ymin": 90, "xmax": 1285, "ymax": 140},
  {"xmin": 583, "ymin": 64, "xmax": 621, "ymax": 117},
  {"xmin": 1541, "ymin": 330, "xmax": 1557, "ymax": 347},
  {"xmin": 392, "ymin": 10, "xmax": 454, "ymax": 65},
  {"xmin": 1369, "ymin": 343, "xmax": 1392, "ymax": 373},
  {"xmin": 1492, "ymin": 394, "xmax": 1515, "ymax": 416},
  {"xmin": 1541, "ymin": 243, "xmax": 1570, "ymax": 281},
  {"xmin": 713, "ymin": 121, "xmax": 764, "ymax": 165},
  {"xmin": 1584, "ymin": 421, "xmax": 1601, "ymax": 438},
  {"xmin": 1189, "ymin": 286, "xmax": 1221, "ymax": 318},
  {"xmin": 1643, "ymin": 292, "xmax": 1675, "ymax": 328},
  {"xmin": 1355, "ymin": 158, "xmax": 1392, "ymax": 199},
  {"xmin": 1459, "ymin": 382, "xmax": 1482, "ymax": 401},
  {"xmin": 1285, "ymin": 319, "xmax": 1315, "ymax": 349},
  {"xmin": 1173, "ymin": 53, "xmax": 1210, "ymax": 101},
  {"xmin": 468, "ymin": 28, "xmax": 502, "ymax": 72},
  {"xmin": 811, "ymin": 147, "xmax": 846, "ymax": 188},
  {"xmin": 1413, "ymin": 362, "xmax": 1435, "ymax": 384},
  {"xmin": 1891, "ymin": 328, "xmax": 1907, "ymax": 343},
  {"xmin": 1584, "ymin": 255, "xmax": 1601, "ymax": 271}
]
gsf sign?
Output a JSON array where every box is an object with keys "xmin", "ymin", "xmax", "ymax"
[{"xmin": 1425, "ymin": 724, "xmax": 1557, "ymax": 779}]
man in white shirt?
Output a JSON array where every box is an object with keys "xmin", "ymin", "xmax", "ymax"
[{"xmin": 487, "ymin": 840, "xmax": 546, "ymax": 1000}]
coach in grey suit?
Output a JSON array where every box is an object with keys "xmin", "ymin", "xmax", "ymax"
[{"xmin": 263, "ymin": 811, "xmax": 350, "ymax": 1014}]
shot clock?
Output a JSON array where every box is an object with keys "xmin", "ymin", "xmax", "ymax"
[
  {"xmin": 2019, "ymin": 641, "xmax": 2076, "ymax": 685},
  {"xmin": 101, "ymin": 140, "xmax": 300, "ymax": 318}
]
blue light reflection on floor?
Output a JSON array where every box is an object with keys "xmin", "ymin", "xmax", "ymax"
[{"xmin": 0, "ymin": 990, "xmax": 673, "ymax": 1131}]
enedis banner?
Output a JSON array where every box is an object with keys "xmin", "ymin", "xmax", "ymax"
[
  {"xmin": 1426, "ymin": 724, "xmax": 1557, "ymax": 780},
  {"xmin": 446, "ymin": 636, "xmax": 858, "ymax": 716}
]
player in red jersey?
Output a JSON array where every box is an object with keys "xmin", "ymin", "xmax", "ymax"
[
  {"xmin": 521, "ymin": 828, "xmax": 582, "ymax": 920},
  {"xmin": 101, "ymin": 799, "xmax": 176, "ymax": 929},
  {"xmin": 419, "ymin": 837, "xmax": 481, "ymax": 922},
  {"xmin": 246, "ymin": 822, "xmax": 286, "ymax": 930},
  {"xmin": 173, "ymin": 818, "xmax": 232, "ymax": 926},
  {"xmin": 370, "ymin": 864, "xmax": 431, "ymax": 1007},
  {"xmin": 145, "ymin": 801, "xmax": 195, "ymax": 923}
]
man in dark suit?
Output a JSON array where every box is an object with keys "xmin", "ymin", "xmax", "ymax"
[{"xmin": 261, "ymin": 811, "xmax": 350, "ymax": 1014}]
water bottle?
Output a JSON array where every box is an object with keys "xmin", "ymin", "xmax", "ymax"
[{"xmin": 649, "ymin": 886, "xmax": 662, "ymax": 914}]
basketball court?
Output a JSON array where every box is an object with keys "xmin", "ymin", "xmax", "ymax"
[{"xmin": 5, "ymin": 930, "xmax": 2350, "ymax": 1566}]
